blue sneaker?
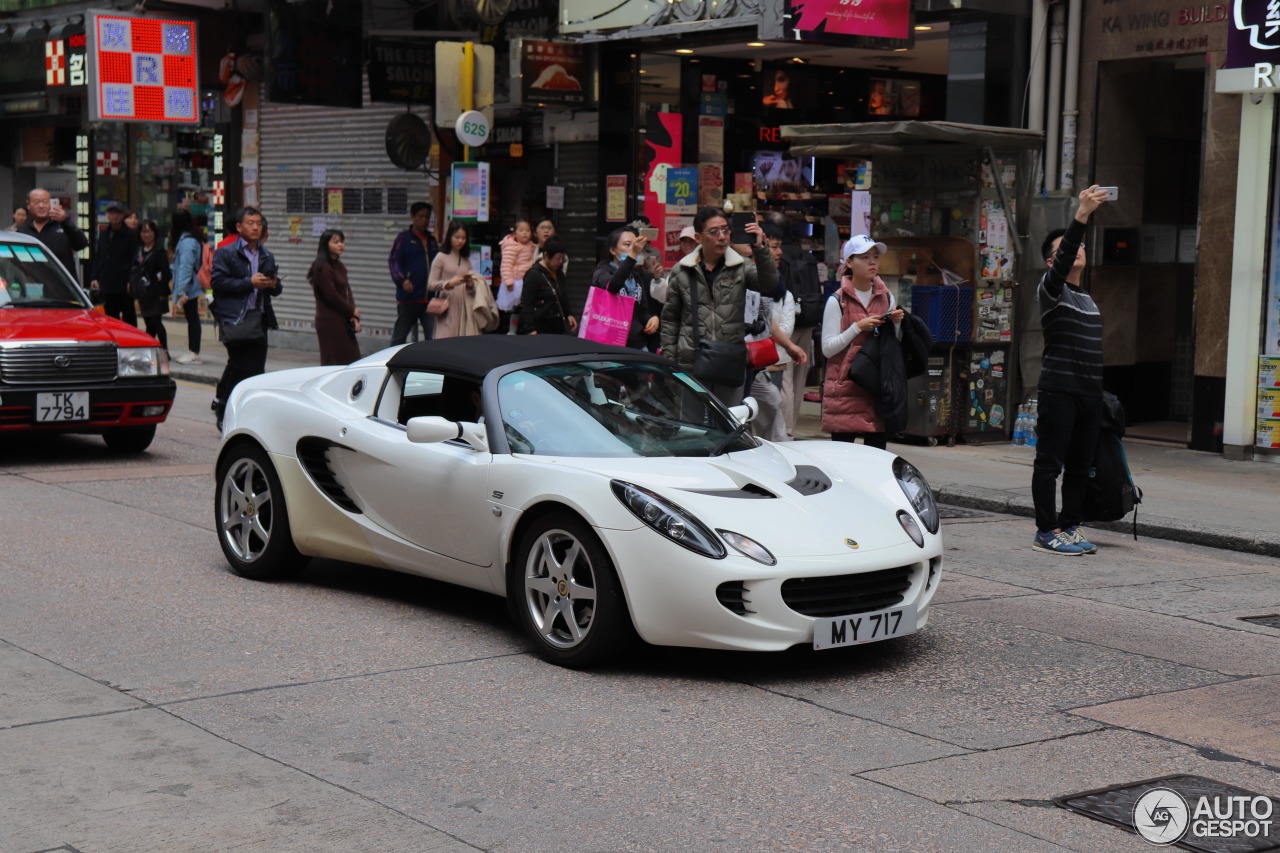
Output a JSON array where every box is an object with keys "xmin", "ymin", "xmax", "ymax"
[
  {"xmin": 1033, "ymin": 530, "xmax": 1085, "ymax": 555},
  {"xmin": 1060, "ymin": 525, "xmax": 1098, "ymax": 554}
]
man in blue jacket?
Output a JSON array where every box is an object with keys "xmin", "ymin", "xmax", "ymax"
[
  {"xmin": 387, "ymin": 201, "xmax": 440, "ymax": 345},
  {"xmin": 210, "ymin": 206, "xmax": 281, "ymax": 432}
]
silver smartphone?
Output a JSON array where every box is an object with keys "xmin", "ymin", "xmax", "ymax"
[{"xmin": 1099, "ymin": 186, "xmax": 1119, "ymax": 201}]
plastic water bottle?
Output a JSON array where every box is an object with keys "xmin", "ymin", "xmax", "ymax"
[
  {"xmin": 1012, "ymin": 405, "xmax": 1026, "ymax": 446},
  {"xmin": 1026, "ymin": 412, "xmax": 1037, "ymax": 448}
]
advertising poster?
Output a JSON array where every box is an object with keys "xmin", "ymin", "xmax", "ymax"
[
  {"xmin": 326, "ymin": 188, "xmax": 343, "ymax": 214},
  {"xmin": 785, "ymin": 0, "xmax": 911, "ymax": 43},
  {"xmin": 606, "ymin": 175, "xmax": 627, "ymax": 222},
  {"xmin": 643, "ymin": 111, "xmax": 682, "ymax": 253},
  {"xmin": 451, "ymin": 162, "xmax": 490, "ymax": 222},
  {"xmin": 666, "ymin": 166, "xmax": 698, "ymax": 212},
  {"xmin": 698, "ymin": 116, "xmax": 724, "ymax": 160},
  {"xmin": 664, "ymin": 215, "xmax": 694, "ymax": 266},
  {"xmin": 698, "ymin": 163, "xmax": 723, "ymax": 207},
  {"xmin": 851, "ymin": 191, "xmax": 872, "ymax": 236},
  {"xmin": 521, "ymin": 40, "xmax": 589, "ymax": 107}
]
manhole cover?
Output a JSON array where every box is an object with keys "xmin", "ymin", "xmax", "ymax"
[
  {"xmin": 938, "ymin": 506, "xmax": 996, "ymax": 520},
  {"xmin": 1056, "ymin": 775, "xmax": 1280, "ymax": 852},
  {"xmin": 1241, "ymin": 615, "xmax": 1280, "ymax": 630}
]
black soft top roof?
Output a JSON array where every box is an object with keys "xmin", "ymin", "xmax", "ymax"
[{"xmin": 385, "ymin": 335, "xmax": 641, "ymax": 379}]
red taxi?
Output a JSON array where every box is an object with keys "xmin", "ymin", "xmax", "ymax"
[{"xmin": 0, "ymin": 230, "xmax": 175, "ymax": 452}]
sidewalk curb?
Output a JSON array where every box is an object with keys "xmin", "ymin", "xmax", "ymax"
[{"xmin": 934, "ymin": 485, "xmax": 1280, "ymax": 558}]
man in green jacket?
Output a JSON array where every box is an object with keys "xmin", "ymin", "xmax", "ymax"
[{"xmin": 660, "ymin": 206, "xmax": 777, "ymax": 405}]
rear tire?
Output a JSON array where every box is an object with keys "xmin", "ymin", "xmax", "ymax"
[
  {"xmin": 509, "ymin": 512, "xmax": 631, "ymax": 668},
  {"xmin": 102, "ymin": 425, "xmax": 156, "ymax": 453},
  {"xmin": 215, "ymin": 442, "xmax": 309, "ymax": 580}
]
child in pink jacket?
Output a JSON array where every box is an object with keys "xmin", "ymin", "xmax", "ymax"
[{"xmin": 497, "ymin": 221, "xmax": 536, "ymax": 331}]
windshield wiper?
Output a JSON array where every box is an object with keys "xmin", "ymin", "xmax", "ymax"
[
  {"xmin": 710, "ymin": 421, "xmax": 750, "ymax": 457},
  {"xmin": 11, "ymin": 299, "xmax": 82, "ymax": 308}
]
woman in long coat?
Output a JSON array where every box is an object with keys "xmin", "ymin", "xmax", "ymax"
[
  {"xmin": 308, "ymin": 229, "xmax": 362, "ymax": 365},
  {"xmin": 432, "ymin": 220, "xmax": 497, "ymax": 338}
]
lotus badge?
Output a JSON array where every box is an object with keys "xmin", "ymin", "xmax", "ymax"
[{"xmin": 844, "ymin": 538, "xmax": 859, "ymax": 550}]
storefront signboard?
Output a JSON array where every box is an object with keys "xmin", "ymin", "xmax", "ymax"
[
  {"xmin": 559, "ymin": 0, "xmax": 662, "ymax": 34},
  {"xmin": 784, "ymin": 0, "xmax": 912, "ymax": 47},
  {"xmin": 86, "ymin": 12, "xmax": 199, "ymax": 124},
  {"xmin": 1215, "ymin": 1, "xmax": 1274, "ymax": 92},
  {"xmin": 46, "ymin": 32, "xmax": 88, "ymax": 90},
  {"xmin": 367, "ymin": 38, "xmax": 434, "ymax": 104},
  {"xmin": 521, "ymin": 40, "xmax": 590, "ymax": 107}
]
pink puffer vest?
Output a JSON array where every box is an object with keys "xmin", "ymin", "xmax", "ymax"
[{"xmin": 821, "ymin": 279, "xmax": 892, "ymax": 435}]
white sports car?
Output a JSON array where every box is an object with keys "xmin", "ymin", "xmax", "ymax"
[{"xmin": 215, "ymin": 336, "xmax": 943, "ymax": 667}]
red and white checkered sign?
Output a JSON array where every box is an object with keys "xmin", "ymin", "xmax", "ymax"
[
  {"xmin": 87, "ymin": 11, "xmax": 199, "ymax": 124},
  {"xmin": 212, "ymin": 180, "xmax": 225, "ymax": 206},
  {"xmin": 96, "ymin": 151, "xmax": 121, "ymax": 176},
  {"xmin": 46, "ymin": 40, "xmax": 66, "ymax": 86}
]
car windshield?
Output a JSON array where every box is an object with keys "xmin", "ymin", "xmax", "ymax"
[
  {"xmin": 495, "ymin": 360, "xmax": 759, "ymax": 458},
  {"xmin": 0, "ymin": 242, "xmax": 87, "ymax": 309}
]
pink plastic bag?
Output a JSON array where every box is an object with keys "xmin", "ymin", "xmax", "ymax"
[{"xmin": 578, "ymin": 287, "xmax": 633, "ymax": 346}]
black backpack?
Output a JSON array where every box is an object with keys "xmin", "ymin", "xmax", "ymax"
[{"xmin": 1082, "ymin": 392, "xmax": 1143, "ymax": 537}]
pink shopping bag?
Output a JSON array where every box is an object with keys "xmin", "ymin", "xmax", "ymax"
[{"xmin": 578, "ymin": 286, "xmax": 633, "ymax": 346}]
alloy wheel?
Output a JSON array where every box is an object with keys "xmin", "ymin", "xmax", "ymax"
[
  {"xmin": 219, "ymin": 457, "xmax": 275, "ymax": 563},
  {"xmin": 522, "ymin": 528, "xmax": 598, "ymax": 649}
]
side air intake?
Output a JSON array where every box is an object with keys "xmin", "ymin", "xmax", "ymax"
[{"xmin": 296, "ymin": 438, "xmax": 361, "ymax": 513}]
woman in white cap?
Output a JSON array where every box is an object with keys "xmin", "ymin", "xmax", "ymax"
[
  {"xmin": 648, "ymin": 225, "xmax": 697, "ymax": 304},
  {"xmin": 820, "ymin": 234, "xmax": 903, "ymax": 448}
]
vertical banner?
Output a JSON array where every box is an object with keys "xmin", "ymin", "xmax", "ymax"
[
  {"xmin": 451, "ymin": 162, "xmax": 490, "ymax": 222},
  {"xmin": 606, "ymin": 175, "xmax": 627, "ymax": 222}
]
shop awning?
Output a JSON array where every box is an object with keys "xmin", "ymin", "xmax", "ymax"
[{"xmin": 780, "ymin": 121, "xmax": 1044, "ymax": 157}]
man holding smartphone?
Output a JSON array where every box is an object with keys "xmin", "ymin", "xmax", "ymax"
[
  {"xmin": 17, "ymin": 188, "xmax": 88, "ymax": 281},
  {"xmin": 1031, "ymin": 185, "xmax": 1111, "ymax": 556}
]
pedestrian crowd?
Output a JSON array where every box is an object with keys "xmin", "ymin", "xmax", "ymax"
[{"xmin": 12, "ymin": 185, "xmax": 1115, "ymax": 555}]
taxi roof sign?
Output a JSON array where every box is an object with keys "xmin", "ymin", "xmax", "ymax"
[{"xmin": 86, "ymin": 11, "xmax": 199, "ymax": 124}]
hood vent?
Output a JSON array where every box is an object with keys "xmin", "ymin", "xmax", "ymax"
[
  {"xmin": 788, "ymin": 465, "xmax": 832, "ymax": 496},
  {"xmin": 296, "ymin": 438, "xmax": 361, "ymax": 513},
  {"xmin": 687, "ymin": 482, "xmax": 777, "ymax": 499}
]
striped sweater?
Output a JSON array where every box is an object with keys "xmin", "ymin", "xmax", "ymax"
[{"xmin": 1038, "ymin": 219, "xmax": 1104, "ymax": 397}]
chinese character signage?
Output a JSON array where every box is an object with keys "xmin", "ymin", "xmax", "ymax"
[
  {"xmin": 87, "ymin": 12, "xmax": 199, "ymax": 124},
  {"xmin": 46, "ymin": 32, "xmax": 88, "ymax": 89},
  {"xmin": 521, "ymin": 40, "xmax": 591, "ymax": 107},
  {"xmin": 784, "ymin": 0, "xmax": 912, "ymax": 47}
]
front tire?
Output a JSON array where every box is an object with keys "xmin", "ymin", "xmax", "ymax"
[
  {"xmin": 215, "ymin": 442, "xmax": 309, "ymax": 580},
  {"xmin": 102, "ymin": 425, "xmax": 156, "ymax": 453},
  {"xmin": 510, "ymin": 512, "xmax": 631, "ymax": 668}
]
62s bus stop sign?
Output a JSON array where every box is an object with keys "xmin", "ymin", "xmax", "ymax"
[{"xmin": 87, "ymin": 11, "xmax": 199, "ymax": 124}]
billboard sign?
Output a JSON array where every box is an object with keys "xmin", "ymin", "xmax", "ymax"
[
  {"xmin": 86, "ymin": 12, "xmax": 198, "ymax": 124},
  {"xmin": 784, "ymin": 0, "xmax": 912, "ymax": 47}
]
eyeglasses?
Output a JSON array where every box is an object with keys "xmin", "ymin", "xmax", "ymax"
[{"xmin": 703, "ymin": 226, "xmax": 731, "ymax": 237}]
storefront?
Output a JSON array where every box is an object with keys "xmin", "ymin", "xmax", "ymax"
[{"xmin": 1214, "ymin": 2, "xmax": 1280, "ymax": 461}]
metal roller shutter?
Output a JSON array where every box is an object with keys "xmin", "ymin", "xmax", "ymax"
[
  {"xmin": 554, "ymin": 141, "xmax": 600, "ymax": 313},
  {"xmin": 259, "ymin": 78, "xmax": 434, "ymax": 347}
]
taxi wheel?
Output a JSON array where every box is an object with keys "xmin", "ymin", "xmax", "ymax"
[
  {"xmin": 510, "ymin": 512, "xmax": 632, "ymax": 668},
  {"xmin": 215, "ymin": 442, "xmax": 309, "ymax": 581},
  {"xmin": 102, "ymin": 425, "xmax": 156, "ymax": 453}
]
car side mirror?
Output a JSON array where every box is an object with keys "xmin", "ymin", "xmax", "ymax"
[
  {"xmin": 406, "ymin": 416, "xmax": 488, "ymax": 451},
  {"xmin": 728, "ymin": 396, "xmax": 759, "ymax": 424}
]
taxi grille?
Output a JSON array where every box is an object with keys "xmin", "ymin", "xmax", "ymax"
[
  {"xmin": 781, "ymin": 565, "xmax": 914, "ymax": 617},
  {"xmin": 0, "ymin": 344, "xmax": 117, "ymax": 384}
]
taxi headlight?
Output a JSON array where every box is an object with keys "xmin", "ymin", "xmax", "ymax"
[
  {"xmin": 611, "ymin": 480, "xmax": 726, "ymax": 559},
  {"xmin": 893, "ymin": 457, "xmax": 939, "ymax": 534},
  {"xmin": 118, "ymin": 347, "xmax": 164, "ymax": 377}
]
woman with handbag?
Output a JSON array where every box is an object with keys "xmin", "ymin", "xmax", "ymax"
[
  {"xmin": 132, "ymin": 219, "xmax": 172, "ymax": 354},
  {"xmin": 308, "ymin": 229, "xmax": 362, "ymax": 365},
  {"xmin": 590, "ymin": 226, "xmax": 660, "ymax": 350},
  {"xmin": 820, "ymin": 235, "xmax": 904, "ymax": 449},
  {"xmin": 518, "ymin": 238, "xmax": 576, "ymax": 335},
  {"xmin": 432, "ymin": 221, "xmax": 496, "ymax": 338}
]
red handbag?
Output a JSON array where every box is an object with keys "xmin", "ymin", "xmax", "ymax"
[
  {"xmin": 427, "ymin": 296, "xmax": 449, "ymax": 316},
  {"xmin": 746, "ymin": 338, "xmax": 779, "ymax": 369}
]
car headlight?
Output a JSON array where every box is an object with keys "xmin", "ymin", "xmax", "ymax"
[
  {"xmin": 118, "ymin": 347, "xmax": 166, "ymax": 377},
  {"xmin": 893, "ymin": 457, "xmax": 939, "ymax": 534},
  {"xmin": 718, "ymin": 530, "xmax": 776, "ymax": 565},
  {"xmin": 611, "ymin": 480, "xmax": 726, "ymax": 559}
]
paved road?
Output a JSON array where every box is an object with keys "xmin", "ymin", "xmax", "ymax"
[{"xmin": 1, "ymin": 380, "xmax": 1278, "ymax": 852}]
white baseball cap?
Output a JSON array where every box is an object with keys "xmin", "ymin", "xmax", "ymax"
[
  {"xmin": 678, "ymin": 225, "xmax": 696, "ymax": 241},
  {"xmin": 841, "ymin": 234, "xmax": 888, "ymax": 263}
]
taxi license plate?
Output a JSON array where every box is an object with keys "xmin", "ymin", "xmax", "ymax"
[
  {"xmin": 36, "ymin": 391, "xmax": 89, "ymax": 422},
  {"xmin": 813, "ymin": 605, "xmax": 916, "ymax": 650}
]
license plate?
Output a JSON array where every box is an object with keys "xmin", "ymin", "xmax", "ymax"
[
  {"xmin": 813, "ymin": 604, "xmax": 917, "ymax": 650},
  {"xmin": 36, "ymin": 391, "xmax": 89, "ymax": 422}
]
